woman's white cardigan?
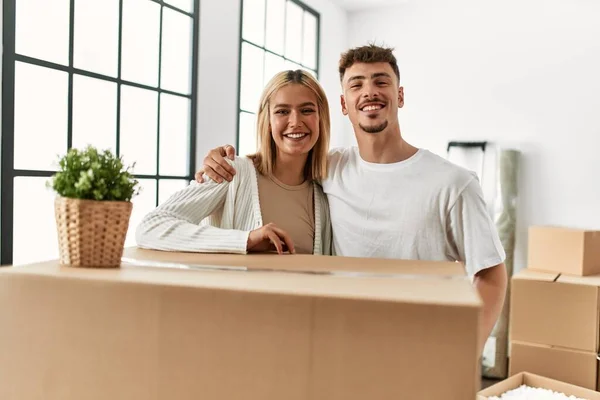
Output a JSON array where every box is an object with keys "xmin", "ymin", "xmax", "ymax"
[{"xmin": 136, "ymin": 157, "xmax": 332, "ymax": 255}]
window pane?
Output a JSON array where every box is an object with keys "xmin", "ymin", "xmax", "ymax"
[
  {"xmin": 240, "ymin": 43, "xmax": 265, "ymax": 112},
  {"xmin": 13, "ymin": 177, "xmax": 59, "ymax": 266},
  {"xmin": 265, "ymin": 0, "xmax": 284, "ymax": 54},
  {"xmin": 74, "ymin": 0, "xmax": 119, "ymax": 77},
  {"xmin": 161, "ymin": 8, "xmax": 192, "ymax": 94},
  {"xmin": 122, "ymin": 0, "xmax": 160, "ymax": 86},
  {"xmin": 263, "ymin": 53, "xmax": 285, "ymax": 86},
  {"xmin": 158, "ymin": 179, "xmax": 189, "ymax": 205},
  {"xmin": 125, "ymin": 178, "xmax": 157, "ymax": 248},
  {"xmin": 242, "ymin": 0, "xmax": 266, "ymax": 46},
  {"xmin": 120, "ymin": 85, "xmax": 158, "ymax": 175},
  {"xmin": 238, "ymin": 112, "xmax": 257, "ymax": 157},
  {"xmin": 302, "ymin": 11, "xmax": 317, "ymax": 70},
  {"xmin": 16, "ymin": 0, "xmax": 70, "ymax": 65},
  {"xmin": 159, "ymin": 94, "xmax": 190, "ymax": 176},
  {"xmin": 164, "ymin": 0, "xmax": 194, "ymax": 13},
  {"xmin": 72, "ymin": 75, "xmax": 117, "ymax": 153},
  {"xmin": 14, "ymin": 63, "xmax": 68, "ymax": 171},
  {"xmin": 284, "ymin": 1, "xmax": 303, "ymax": 63}
]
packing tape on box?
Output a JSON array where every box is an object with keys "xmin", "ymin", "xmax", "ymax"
[{"xmin": 121, "ymin": 257, "xmax": 469, "ymax": 281}]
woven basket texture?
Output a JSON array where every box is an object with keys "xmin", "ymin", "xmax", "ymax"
[{"xmin": 54, "ymin": 197, "xmax": 132, "ymax": 268}]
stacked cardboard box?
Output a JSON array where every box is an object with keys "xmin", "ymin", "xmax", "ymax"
[
  {"xmin": 0, "ymin": 248, "xmax": 482, "ymax": 400},
  {"xmin": 508, "ymin": 226, "xmax": 600, "ymax": 390}
]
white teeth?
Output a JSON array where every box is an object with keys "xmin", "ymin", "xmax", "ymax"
[
  {"xmin": 285, "ymin": 133, "xmax": 307, "ymax": 139},
  {"xmin": 362, "ymin": 104, "xmax": 383, "ymax": 111}
]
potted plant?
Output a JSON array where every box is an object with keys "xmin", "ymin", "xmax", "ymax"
[{"xmin": 49, "ymin": 146, "xmax": 139, "ymax": 268}]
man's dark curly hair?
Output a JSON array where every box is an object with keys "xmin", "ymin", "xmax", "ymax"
[{"xmin": 339, "ymin": 44, "xmax": 400, "ymax": 83}]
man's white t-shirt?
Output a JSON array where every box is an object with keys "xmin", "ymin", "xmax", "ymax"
[{"xmin": 322, "ymin": 147, "xmax": 506, "ymax": 277}]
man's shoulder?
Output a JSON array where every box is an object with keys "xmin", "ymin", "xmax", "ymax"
[
  {"xmin": 328, "ymin": 146, "xmax": 355, "ymax": 158},
  {"xmin": 321, "ymin": 147, "xmax": 357, "ymax": 189},
  {"xmin": 418, "ymin": 149, "xmax": 478, "ymax": 189},
  {"xmin": 327, "ymin": 146, "xmax": 357, "ymax": 168}
]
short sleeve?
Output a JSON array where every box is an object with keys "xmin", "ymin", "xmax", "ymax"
[{"xmin": 446, "ymin": 177, "xmax": 506, "ymax": 277}]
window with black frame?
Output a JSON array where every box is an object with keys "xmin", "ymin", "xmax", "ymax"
[
  {"xmin": 237, "ymin": 0, "xmax": 320, "ymax": 157},
  {"xmin": 1, "ymin": 0, "xmax": 199, "ymax": 266}
]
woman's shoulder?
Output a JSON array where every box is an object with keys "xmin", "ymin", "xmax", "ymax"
[{"xmin": 230, "ymin": 156, "xmax": 256, "ymax": 176}]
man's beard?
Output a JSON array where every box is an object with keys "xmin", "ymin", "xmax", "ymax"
[{"xmin": 359, "ymin": 120, "xmax": 388, "ymax": 134}]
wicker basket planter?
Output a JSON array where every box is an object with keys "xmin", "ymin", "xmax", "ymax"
[{"xmin": 55, "ymin": 196, "xmax": 133, "ymax": 268}]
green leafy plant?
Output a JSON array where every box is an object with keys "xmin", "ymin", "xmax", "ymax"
[{"xmin": 49, "ymin": 146, "xmax": 140, "ymax": 201}]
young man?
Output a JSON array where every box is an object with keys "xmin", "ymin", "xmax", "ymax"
[{"xmin": 196, "ymin": 45, "xmax": 507, "ymax": 354}]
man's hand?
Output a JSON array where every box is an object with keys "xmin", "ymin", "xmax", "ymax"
[
  {"xmin": 247, "ymin": 223, "xmax": 295, "ymax": 255},
  {"xmin": 195, "ymin": 145, "xmax": 237, "ymax": 183},
  {"xmin": 473, "ymin": 263, "xmax": 508, "ymax": 357}
]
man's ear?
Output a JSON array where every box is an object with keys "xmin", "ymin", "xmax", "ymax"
[
  {"xmin": 341, "ymin": 95, "xmax": 348, "ymax": 115},
  {"xmin": 398, "ymin": 87, "xmax": 404, "ymax": 109}
]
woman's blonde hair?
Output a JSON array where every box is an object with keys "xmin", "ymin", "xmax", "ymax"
[{"xmin": 250, "ymin": 70, "xmax": 330, "ymax": 182}]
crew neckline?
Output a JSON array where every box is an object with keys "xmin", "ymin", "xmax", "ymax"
[
  {"xmin": 355, "ymin": 147, "xmax": 426, "ymax": 171},
  {"xmin": 266, "ymin": 172, "xmax": 311, "ymax": 191}
]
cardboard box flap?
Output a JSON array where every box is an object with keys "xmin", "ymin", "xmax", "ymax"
[
  {"xmin": 513, "ymin": 268, "xmax": 560, "ymax": 282},
  {"xmin": 1, "ymin": 260, "xmax": 481, "ymax": 308},
  {"xmin": 532, "ymin": 226, "xmax": 592, "ymax": 233},
  {"xmin": 558, "ymin": 273, "xmax": 600, "ymax": 286},
  {"xmin": 123, "ymin": 248, "xmax": 467, "ymax": 276},
  {"xmin": 525, "ymin": 373, "xmax": 600, "ymax": 399},
  {"xmin": 479, "ymin": 372, "xmax": 600, "ymax": 399}
]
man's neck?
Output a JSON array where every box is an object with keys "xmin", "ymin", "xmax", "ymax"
[
  {"xmin": 273, "ymin": 152, "xmax": 308, "ymax": 186},
  {"xmin": 356, "ymin": 125, "xmax": 418, "ymax": 164}
]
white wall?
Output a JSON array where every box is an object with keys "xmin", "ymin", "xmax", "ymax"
[
  {"xmin": 347, "ymin": 0, "xmax": 600, "ymax": 271},
  {"xmin": 195, "ymin": 0, "xmax": 350, "ymax": 163}
]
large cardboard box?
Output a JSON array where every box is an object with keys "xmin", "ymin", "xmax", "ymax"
[
  {"xmin": 510, "ymin": 269, "xmax": 600, "ymax": 353},
  {"xmin": 0, "ymin": 249, "xmax": 482, "ymax": 400},
  {"xmin": 509, "ymin": 341, "xmax": 599, "ymax": 390},
  {"xmin": 528, "ymin": 226, "xmax": 600, "ymax": 276},
  {"xmin": 477, "ymin": 372, "xmax": 600, "ymax": 400}
]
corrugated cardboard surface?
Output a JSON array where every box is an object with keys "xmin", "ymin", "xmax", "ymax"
[
  {"xmin": 528, "ymin": 226, "xmax": 600, "ymax": 276},
  {"xmin": 510, "ymin": 269, "xmax": 599, "ymax": 352},
  {"xmin": 478, "ymin": 372, "xmax": 600, "ymax": 399},
  {"xmin": 509, "ymin": 341, "xmax": 599, "ymax": 390},
  {"xmin": 0, "ymin": 253, "xmax": 481, "ymax": 400}
]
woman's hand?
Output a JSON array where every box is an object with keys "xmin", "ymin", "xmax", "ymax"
[{"xmin": 247, "ymin": 223, "xmax": 295, "ymax": 255}]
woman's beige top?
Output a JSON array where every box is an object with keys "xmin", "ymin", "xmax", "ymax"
[{"xmin": 256, "ymin": 172, "xmax": 315, "ymax": 254}]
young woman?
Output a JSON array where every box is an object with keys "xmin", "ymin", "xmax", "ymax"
[{"xmin": 136, "ymin": 70, "xmax": 331, "ymax": 255}]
